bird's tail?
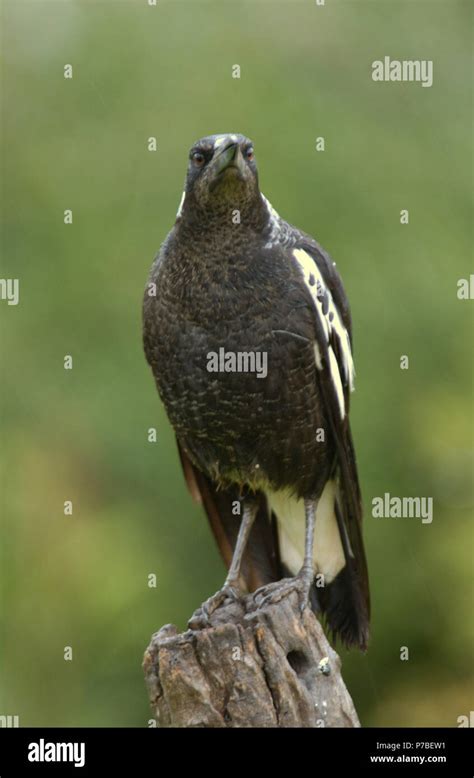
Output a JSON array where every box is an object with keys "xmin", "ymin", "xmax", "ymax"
[
  {"xmin": 268, "ymin": 476, "xmax": 370, "ymax": 651},
  {"xmin": 178, "ymin": 440, "xmax": 369, "ymax": 650}
]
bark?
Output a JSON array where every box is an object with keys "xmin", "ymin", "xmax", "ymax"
[{"xmin": 143, "ymin": 585, "xmax": 360, "ymax": 728}]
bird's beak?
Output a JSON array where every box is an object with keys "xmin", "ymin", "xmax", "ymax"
[{"xmin": 212, "ymin": 141, "xmax": 245, "ymax": 177}]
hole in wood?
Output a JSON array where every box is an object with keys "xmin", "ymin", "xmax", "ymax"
[{"xmin": 286, "ymin": 649, "xmax": 310, "ymax": 676}]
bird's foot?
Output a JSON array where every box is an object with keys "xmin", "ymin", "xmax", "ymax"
[
  {"xmin": 253, "ymin": 568, "xmax": 313, "ymax": 616},
  {"xmin": 188, "ymin": 582, "xmax": 241, "ymax": 630}
]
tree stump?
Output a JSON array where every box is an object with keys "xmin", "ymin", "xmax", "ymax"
[{"xmin": 143, "ymin": 583, "xmax": 360, "ymax": 728}]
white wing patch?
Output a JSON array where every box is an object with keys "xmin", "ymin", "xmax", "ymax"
[
  {"xmin": 328, "ymin": 346, "xmax": 345, "ymax": 418},
  {"xmin": 313, "ymin": 343, "xmax": 322, "ymax": 370},
  {"xmin": 292, "ymin": 248, "xmax": 355, "ymax": 418}
]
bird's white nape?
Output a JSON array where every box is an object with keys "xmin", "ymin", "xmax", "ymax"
[
  {"xmin": 176, "ymin": 191, "xmax": 186, "ymax": 218},
  {"xmin": 261, "ymin": 194, "xmax": 283, "ymax": 248}
]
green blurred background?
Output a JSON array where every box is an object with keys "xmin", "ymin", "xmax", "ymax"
[{"xmin": 1, "ymin": 0, "xmax": 472, "ymax": 727}]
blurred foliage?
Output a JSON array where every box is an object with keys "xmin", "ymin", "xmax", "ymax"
[{"xmin": 0, "ymin": 0, "xmax": 472, "ymax": 727}]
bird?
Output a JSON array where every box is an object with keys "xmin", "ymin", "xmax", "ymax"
[{"xmin": 143, "ymin": 133, "xmax": 370, "ymax": 650}]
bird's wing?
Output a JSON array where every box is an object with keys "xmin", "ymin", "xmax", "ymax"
[
  {"xmin": 283, "ymin": 236, "xmax": 370, "ymax": 648},
  {"xmin": 177, "ymin": 441, "xmax": 282, "ymax": 590},
  {"xmin": 173, "ymin": 233, "xmax": 369, "ymax": 648}
]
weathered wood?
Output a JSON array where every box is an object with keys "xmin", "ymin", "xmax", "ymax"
[{"xmin": 143, "ymin": 584, "xmax": 360, "ymax": 728}]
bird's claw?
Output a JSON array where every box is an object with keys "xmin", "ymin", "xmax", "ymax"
[
  {"xmin": 253, "ymin": 571, "xmax": 312, "ymax": 616},
  {"xmin": 188, "ymin": 583, "xmax": 240, "ymax": 629}
]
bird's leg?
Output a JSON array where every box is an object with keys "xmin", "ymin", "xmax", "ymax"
[
  {"xmin": 224, "ymin": 499, "xmax": 259, "ymax": 589},
  {"xmin": 254, "ymin": 498, "xmax": 318, "ymax": 615},
  {"xmin": 298, "ymin": 498, "xmax": 318, "ymax": 612},
  {"xmin": 188, "ymin": 500, "xmax": 258, "ymax": 628}
]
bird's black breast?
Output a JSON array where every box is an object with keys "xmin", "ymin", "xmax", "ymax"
[{"xmin": 143, "ymin": 231, "xmax": 335, "ymax": 497}]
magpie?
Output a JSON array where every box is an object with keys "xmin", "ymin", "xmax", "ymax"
[{"xmin": 143, "ymin": 133, "xmax": 370, "ymax": 650}]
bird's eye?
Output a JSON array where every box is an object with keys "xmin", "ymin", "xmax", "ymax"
[
  {"xmin": 192, "ymin": 151, "xmax": 205, "ymax": 167},
  {"xmin": 246, "ymin": 147, "xmax": 255, "ymax": 161}
]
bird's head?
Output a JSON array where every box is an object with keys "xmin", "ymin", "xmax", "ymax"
[{"xmin": 180, "ymin": 133, "xmax": 260, "ymax": 216}]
